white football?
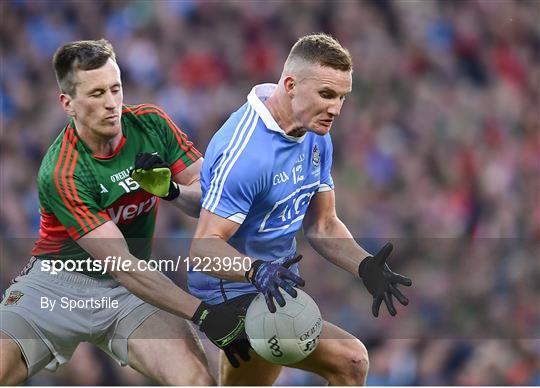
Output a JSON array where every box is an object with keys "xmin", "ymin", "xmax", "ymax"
[{"xmin": 245, "ymin": 288, "xmax": 322, "ymax": 365}]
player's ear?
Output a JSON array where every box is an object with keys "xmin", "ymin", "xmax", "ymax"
[
  {"xmin": 283, "ymin": 76, "xmax": 296, "ymax": 97},
  {"xmin": 60, "ymin": 93, "xmax": 75, "ymax": 117}
]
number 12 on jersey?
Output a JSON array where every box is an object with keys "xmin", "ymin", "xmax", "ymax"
[{"xmin": 292, "ymin": 165, "xmax": 304, "ymax": 184}]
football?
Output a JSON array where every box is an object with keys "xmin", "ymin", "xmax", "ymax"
[{"xmin": 245, "ymin": 288, "xmax": 322, "ymax": 365}]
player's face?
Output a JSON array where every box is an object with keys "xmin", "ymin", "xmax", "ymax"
[
  {"xmin": 63, "ymin": 58, "xmax": 123, "ymax": 139},
  {"xmin": 290, "ymin": 65, "xmax": 352, "ymax": 135}
]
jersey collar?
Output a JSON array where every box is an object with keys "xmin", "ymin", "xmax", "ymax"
[
  {"xmin": 69, "ymin": 118, "xmax": 127, "ymax": 159},
  {"xmin": 247, "ymin": 83, "xmax": 307, "ymax": 143}
]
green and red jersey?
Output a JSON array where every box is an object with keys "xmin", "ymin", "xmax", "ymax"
[{"xmin": 31, "ymin": 104, "xmax": 201, "ymax": 274}]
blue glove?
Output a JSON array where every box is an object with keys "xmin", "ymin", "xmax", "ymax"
[{"xmin": 245, "ymin": 255, "xmax": 305, "ymax": 313}]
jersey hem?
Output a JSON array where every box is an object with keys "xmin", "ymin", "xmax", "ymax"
[
  {"xmin": 318, "ymin": 184, "xmax": 334, "ymax": 192},
  {"xmin": 201, "ymin": 207, "xmax": 246, "ymax": 225},
  {"xmin": 227, "ymin": 213, "xmax": 246, "ymax": 224}
]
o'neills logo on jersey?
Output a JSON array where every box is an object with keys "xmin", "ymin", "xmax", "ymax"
[
  {"xmin": 109, "ymin": 167, "xmax": 132, "ymax": 182},
  {"xmin": 106, "ymin": 191, "xmax": 157, "ymax": 224}
]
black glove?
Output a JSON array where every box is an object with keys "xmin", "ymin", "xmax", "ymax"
[
  {"xmin": 221, "ymin": 334, "xmax": 252, "ymax": 368},
  {"xmin": 359, "ymin": 243, "xmax": 412, "ymax": 317},
  {"xmin": 130, "ymin": 152, "xmax": 180, "ymax": 200},
  {"xmin": 191, "ymin": 302, "xmax": 251, "ymax": 367},
  {"xmin": 245, "ymin": 255, "xmax": 305, "ymax": 313}
]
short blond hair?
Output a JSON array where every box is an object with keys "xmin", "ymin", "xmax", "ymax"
[{"xmin": 285, "ymin": 33, "xmax": 352, "ymax": 72}]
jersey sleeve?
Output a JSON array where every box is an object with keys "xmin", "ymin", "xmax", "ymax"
[
  {"xmin": 39, "ymin": 171, "xmax": 110, "ymax": 240},
  {"xmin": 200, "ymin": 138, "xmax": 267, "ymax": 225},
  {"xmin": 318, "ymin": 134, "xmax": 334, "ymax": 192},
  {"xmin": 134, "ymin": 104, "xmax": 202, "ymax": 175}
]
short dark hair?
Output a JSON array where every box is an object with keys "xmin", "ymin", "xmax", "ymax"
[
  {"xmin": 52, "ymin": 39, "xmax": 116, "ymax": 96},
  {"xmin": 285, "ymin": 33, "xmax": 352, "ymax": 72}
]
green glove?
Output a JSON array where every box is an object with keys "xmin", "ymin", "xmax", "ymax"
[{"xmin": 130, "ymin": 153, "xmax": 180, "ymax": 200}]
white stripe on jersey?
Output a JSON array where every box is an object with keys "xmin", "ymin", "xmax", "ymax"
[
  {"xmin": 209, "ymin": 110, "xmax": 259, "ymax": 213},
  {"xmin": 204, "ymin": 106, "xmax": 259, "ymax": 212},
  {"xmin": 202, "ymin": 106, "xmax": 253, "ymax": 209}
]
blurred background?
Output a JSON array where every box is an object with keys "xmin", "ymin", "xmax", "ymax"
[{"xmin": 1, "ymin": 0, "xmax": 539, "ymax": 385}]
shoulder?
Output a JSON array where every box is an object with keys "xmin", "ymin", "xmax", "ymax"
[
  {"xmin": 317, "ymin": 133, "xmax": 333, "ymax": 148},
  {"xmin": 121, "ymin": 103, "xmax": 191, "ymax": 141},
  {"xmin": 38, "ymin": 125, "xmax": 75, "ymax": 183},
  {"xmin": 122, "ymin": 104, "xmax": 171, "ymax": 128},
  {"xmin": 38, "ymin": 126, "xmax": 89, "ymax": 192},
  {"xmin": 121, "ymin": 103, "xmax": 177, "ymax": 140},
  {"xmin": 121, "ymin": 103, "xmax": 167, "ymax": 118},
  {"xmin": 213, "ymin": 103, "xmax": 254, "ymax": 139},
  {"xmin": 206, "ymin": 103, "xmax": 272, "ymax": 171},
  {"xmin": 121, "ymin": 103, "xmax": 173, "ymax": 129}
]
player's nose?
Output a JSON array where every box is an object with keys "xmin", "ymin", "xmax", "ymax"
[
  {"xmin": 327, "ymin": 100, "xmax": 342, "ymax": 117},
  {"xmin": 103, "ymin": 90, "xmax": 116, "ymax": 109}
]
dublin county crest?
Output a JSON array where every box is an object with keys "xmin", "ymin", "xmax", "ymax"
[
  {"xmin": 4, "ymin": 290, "xmax": 24, "ymax": 305},
  {"xmin": 312, "ymin": 144, "xmax": 320, "ymax": 167}
]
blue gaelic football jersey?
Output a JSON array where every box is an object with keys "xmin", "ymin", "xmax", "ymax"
[{"xmin": 189, "ymin": 84, "xmax": 334, "ymax": 303}]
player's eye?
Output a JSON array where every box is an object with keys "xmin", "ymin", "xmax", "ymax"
[{"xmin": 319, "ymin": 90, "xmax": 339, "ymax": 99}]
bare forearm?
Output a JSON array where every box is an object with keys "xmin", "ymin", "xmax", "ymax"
[
  {"xmin": 170, "ymin": 182, "xmax": 202, "ymax": 218},
  {"xmin": 305, "ymin": 217, "xmax": 371, "ymax": 275},
  {"xmin": 190, "ymin": 237, "xmax": 254, "ymax": 282},
  {"xmin": 110, "ymin": 255, "xmax": 200, "ymax": 319},
  {"xmin": 77, "ymin": 222, "xmax": 201, "ymax": 320}
]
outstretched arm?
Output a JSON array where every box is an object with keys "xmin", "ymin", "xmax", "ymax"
[
  {"xmin": 303, "ymin": 190, "xmax": 371, "ymax": 274},
  {"xmin": 303, "ymin": 190, "xmax": 411, "ymax": 316},
  {"xmin": 77, "ymin": 220, "xmax": 201, "ymax": 319},
  {"xmin": 76, "ymin": 220, "xmax": 250, "ymax": 358}
]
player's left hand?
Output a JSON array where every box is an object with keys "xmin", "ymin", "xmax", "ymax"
[
  {"xmin": 192, "ymin": 301, "xmax": 251, "ymax": 367},
  {"xmin": 358, "ymin": 243, "xmax": 412, "ymax": 317},
  {"xmin": 130, "ymin": 152, "xmax": 180, "ymax": 200}
]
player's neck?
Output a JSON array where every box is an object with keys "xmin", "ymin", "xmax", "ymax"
[
  {"xmin": 74, "ymin": 122, "xmax": 123, "ymax": 157},
  {"xmin": 265, "ymin": 92, "xmax": 306, "ymax": 138}
]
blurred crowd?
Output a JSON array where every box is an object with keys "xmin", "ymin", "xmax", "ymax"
[{"xmin": 1, "ymin": 0, "xmax": 539, "ymax": 385}]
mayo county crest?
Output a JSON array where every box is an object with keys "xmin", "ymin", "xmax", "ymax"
[{"xmin": 312, "ymin": 144, "xmax": 320, "ymax": 167}]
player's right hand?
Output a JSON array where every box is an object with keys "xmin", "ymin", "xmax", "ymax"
[
  {"xmin": 130, "ymin": 152, "xmax": 180, "ymax": 200},
  {"xmin": 245, "ymin": 255, "xmax": 305, "ymax": 313},
  {"xmin": 191, "ymin": 302, "xmax": 251, "ymax": 367}
]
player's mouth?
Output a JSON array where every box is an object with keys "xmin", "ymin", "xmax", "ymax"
[
  {"xmin": 104, "ymin": 114, "xmax": 119, "ymax": 122},
  {"xmin": 320, "ymin": 119, "xmax": 333, "ymax": 128}
]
